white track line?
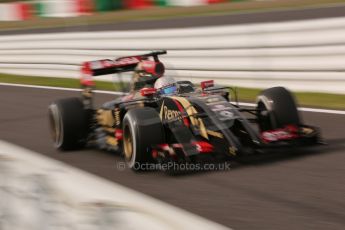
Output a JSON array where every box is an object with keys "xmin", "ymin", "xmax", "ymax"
[
  {"xmin": 1, "ymin": 82, "xmax": 344, "ymax": 115},
  {"xmin": 0, "ymin": 82, "xmax": 126, "ymax": 95},
  {"xmin": 237, "ymin": 102, "xmax": 345, "ymax": 115}
]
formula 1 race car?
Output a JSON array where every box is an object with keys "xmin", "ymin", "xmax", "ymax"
[{"xmin": 48, "ymin": 50, "xmax": 322, "ymax": 171}]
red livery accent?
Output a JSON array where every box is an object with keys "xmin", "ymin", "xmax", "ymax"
[
  {"xmin": 261, "ymin": 125, "xmax": 299, "ymax": 143},
  {"xmin": 201, "ymin": 80, "xmax": 214, "ymax": 90},
  {"xmin": 80, "ymin": 62, "xmax": 95, "ymax": 87},
  {"xmin": 80, "ymin": 51, "xmax": 166, "ymax": 77},
  {"xmin": 82, "ymin": 57, "xmax": 141, "ymax": 75},
  {"xmin": 115, "ymin": 129, "xmax": 123, "ymax": 140},
  {"xmin": 157, "ymin": 143, "xmax": 176, "ymax": 156},
  {"xmin": 140, "ymin": 61, "xmax": 165, "ymax": 78},
  {"xmin": 81, "ymin": 61, "xmax": 95, "ymax": 76},
  {"xmin": 172, "ymin": 143, "xmax": 183, "ymax": 148},
  {"xmin": 152, "ymin": 149, "xmax": 158, "ymax": 158},
  {"xmin": 140, "ymin": 87, "xmax": 157, "ymax": 97},
  {"xmin": 114, "ymin": 57, "xmax": 142, "ymax": 66},
  {"xmin": 192, "ymin": 141, "xmax": 214, "ymax": 153},
  {"xmin": 158, "ymin": 144, "xmax": 170, "ymax": 150},
  {"xmin": 173, "ymin": 99, "xmax": 190, "ymax": 127}
]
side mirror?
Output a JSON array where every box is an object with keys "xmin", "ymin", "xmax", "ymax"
[
  {"xmin": 140, "ymin": 87, "xmax": 157, "ymax": 97},
  {"xmin": 201, "ymin": 80, "xmax": 214, "ymax": 90}
]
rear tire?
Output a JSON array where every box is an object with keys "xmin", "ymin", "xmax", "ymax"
[
  {"xmin": 122, "ymin": 107, "xmax": 164, "ymax": 171},
  {"xmin": 256, "ymin": 87, "xmax": 301, "ymax": 131},
  {"xmin": 48, "ymin": 98, "xmax": 89, "ymax": 150}
]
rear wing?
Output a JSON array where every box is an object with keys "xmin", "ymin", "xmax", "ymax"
[{"xmin": 81, "ymin": 50, "xmax": 167, "ymax": 77}]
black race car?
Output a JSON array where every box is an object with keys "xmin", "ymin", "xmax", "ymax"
[{"xmin": 48, "ymin": 50, "xmax": 322, "ymax": 171}]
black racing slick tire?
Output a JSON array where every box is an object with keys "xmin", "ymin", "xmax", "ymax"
[
  {"xmin": 256, "ymin": 87, "xmax": 301, "ymax": 131},
  {"xmin": 48, "ymin": 97, "xmax": 89, "ymax": 150},
  {"xmin": 122, "ymin": 107, "xmax": 164, "ymax": 171}
]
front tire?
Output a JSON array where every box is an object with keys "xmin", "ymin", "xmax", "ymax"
[
  {"xmin": 256, "ymin": 87, "xmax": 301, "ymax": 131},
  {"xmin": 122, "ymin": 108, "xmax": 164, "ymax": 171},
  {"xmin": 48, "ymin": 98, "xmax": 89, "ymax": 150}
]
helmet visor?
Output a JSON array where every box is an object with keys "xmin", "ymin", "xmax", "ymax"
[{"xmin": 160, "ymin": 85, "xmax": 177, "ymax": 95}]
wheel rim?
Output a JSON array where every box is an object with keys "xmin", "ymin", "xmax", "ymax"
[
  {"xmin": 123, "ymin": 125, "xmax": 133, "ymax": 161},
  {"xmin": 258, "ymin": 101, "xmax": 272, "ymax": 131},
  {"xmin": 48, "ymin": 104, "xmax": 63, "ymax": 148}
]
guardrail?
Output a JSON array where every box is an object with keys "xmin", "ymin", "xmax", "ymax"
[{"xmin": 0, "ymin": 16, "xmax": 344, "ymax": 94}]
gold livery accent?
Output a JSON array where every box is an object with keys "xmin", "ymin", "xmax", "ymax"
[
  {"xmin": 171, "ymin": 96, "xmax": 209, "ymax": 140},
  {"xmin": 97, "ymin": 109, "xmax": 115, "ymax": 127},
  {"xmin": 159, "ymin": 101, "xmax": 164, "ymax": 120},
  {"xmin": 229, "ymin": 146, "xmax": 237, "ymax": 156},
  {"xmin": 160, "ymin": 101, "xmax": 182, "ymax": 121},
  {"xmin": 302, "ymin": 127, "xmax": 314, "ymax": 135},
  {"xmin": 114, "ymin": 108, "xmax": 121, "ymax": 126},
  {"xmin": 106, "ymin": 136, "xmax": 118, "ymax": 146},
  {"xmin": 206, "ymin": 130, "xmax": 224, "ymax": 139}
]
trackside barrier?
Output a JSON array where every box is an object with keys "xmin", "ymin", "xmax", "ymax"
[
  {"xmin": 0, "ymin": 3, "xmax": 32, "ymax": 21},
  {"xmin": 0, "ymin": 17, "xmax": 344, "ymax": 94},
  {"xmin": 0, "ymin": 0, "xmax": 230, "ymax": 20},
  {"xmin": 0, "ymin": 140, "xmax": 229, "ymax": 230}
]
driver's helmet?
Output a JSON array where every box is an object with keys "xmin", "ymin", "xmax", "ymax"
[
  {"xmin": 154, "ymin": 76, "xmax": 178, "ymax": 95},
  {"xmin": 131, "ymin": 60, "xmax": 165, "ymax": 91}
]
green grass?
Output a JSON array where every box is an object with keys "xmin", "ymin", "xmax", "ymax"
[
  {"xmin": 0, "ymin": 74, "xmax": 125, "ymax": 91},
  {"xmin": 2, "ymin": 0, "xmax": 345, "ymax": 31},
  {"xmin": 0, "ymin": 73, "xmax": 344, "ymax": 110},
  {"xmin": 230, "ymin": 87, "xmax": 345, "ymax": 110}
]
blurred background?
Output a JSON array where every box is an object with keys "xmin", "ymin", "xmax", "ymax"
[
  {"xmin": 0, "ymin": 0, "xmax": 231, "ymax": 21},
  {"xmin": 1, "ymin": 1, "xmax": 345, "ymax": 230},
  {"xmin": 0, "ymin": 0, "xmax": 344, "ymax": 109}
]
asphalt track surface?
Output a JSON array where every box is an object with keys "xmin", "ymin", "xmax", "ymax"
[
  {"xmin": 1, "ymin": 85, "xmax": 345, "ymax": 230},
  {"xmin": 2, "ymin": 4, "xmax": 345, "ymax": 35}
]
